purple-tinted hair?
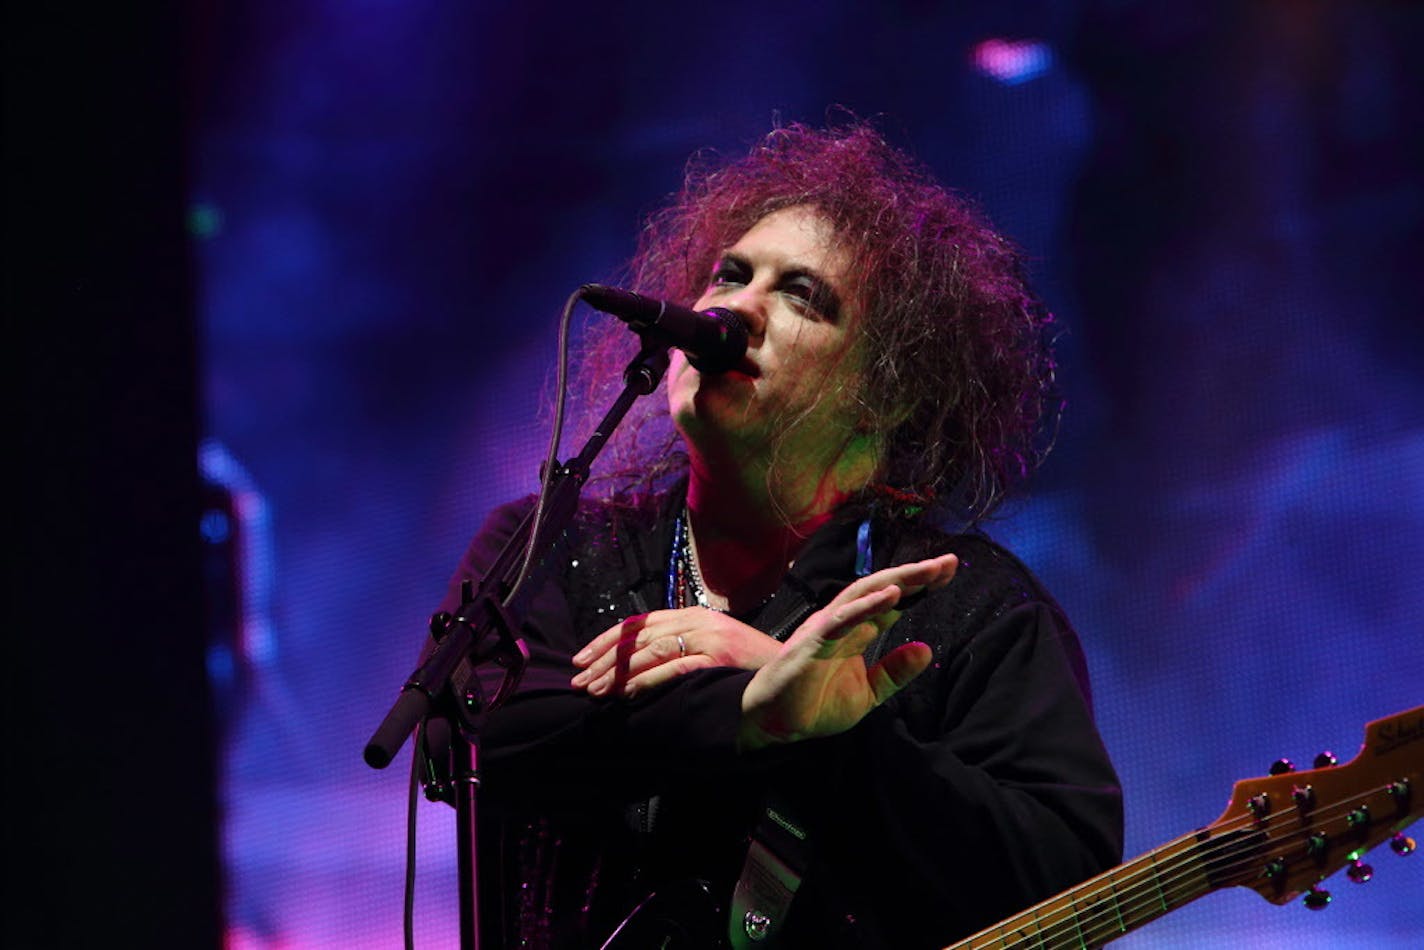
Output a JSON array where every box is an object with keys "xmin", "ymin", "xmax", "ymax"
[{"xmin": 575, "ymin": 119, "xmax": 1059, "ymax": 521}]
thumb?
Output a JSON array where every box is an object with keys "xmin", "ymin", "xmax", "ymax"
[{"xmin": 866, "ymin": 641, "xmax": 933, "ymax": 705}]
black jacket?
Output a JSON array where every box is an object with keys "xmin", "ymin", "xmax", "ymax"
[{"xmin": 428, "ymin": 489, "xmax": 1123, "ymax": 949}]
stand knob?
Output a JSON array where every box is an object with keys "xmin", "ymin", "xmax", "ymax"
[
  {"xmin": 1392, "ymin": 833, "xmax": 1416, "ymax": 856},
  {"xmin": 1313, "ymin": 751, "xmax": 1338, "ymax": 768},
  {"xmin": 1346, "ymin": 860, "xmax": 1373, "ymax": 884},
  {"xmin": 1303, "ymin": 887, "xmax": 1332, "ymax": 910}
]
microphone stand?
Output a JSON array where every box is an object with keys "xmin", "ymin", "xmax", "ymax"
[{"xmin": 364, "ymin": 341, "xmax": 673, "ymax": 950}]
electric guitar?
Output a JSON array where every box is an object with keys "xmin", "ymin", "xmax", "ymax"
[
  {"xmin": 604, "ymin": 706, "xmax": 1422, "ymax": 949},
  {"xmin": 945, "ymin": 705, "xmax": 1422, "ymax": 949}
]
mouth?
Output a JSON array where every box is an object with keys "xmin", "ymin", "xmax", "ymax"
[{"xmin": 684, "ymin": 353, "xmax": 758, "ymax": 380}]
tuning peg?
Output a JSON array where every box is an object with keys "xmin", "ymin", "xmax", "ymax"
[
  {"xmin": 1303, "ymin": 887, "xmax": 1332, "ymax": 910},
  {"xmin": 1269, "ymin": 758, "xmax": 1295, "ymax": 775},
  {"xmin": 1313, "ymin": 751, "xmax": 1338, "ymax": 768},
  {"xmin": 1346, "ymin": 859, "xmax": 1373, "ymax": 884},
  {"xmin": 1391, "ymin": 833, "xmax": 1416, "ymax": 856}
]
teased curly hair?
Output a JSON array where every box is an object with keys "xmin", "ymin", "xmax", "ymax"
[{"xmin": 574, "ymin": 119, "xmax": 1059, "ymax": 522}]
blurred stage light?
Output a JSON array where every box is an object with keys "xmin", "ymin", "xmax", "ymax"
[
  {"xmin": 970, "ymin": 38, "xmax": 1054, "ymax": 85},
  {"xmin": 188, "ymin": 202, "xmax": 225, "ymax": 239}
]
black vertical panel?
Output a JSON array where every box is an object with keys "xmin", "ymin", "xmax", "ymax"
[{"xmin": 6, "ymin": 3, "xmax": 220, "ymax": 946}]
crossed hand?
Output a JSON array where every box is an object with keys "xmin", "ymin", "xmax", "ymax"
[{"xmin": 571, "ymin": 554, "xmax": 958, "ymax": 750}]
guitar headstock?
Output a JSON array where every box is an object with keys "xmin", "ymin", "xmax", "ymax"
[{"xmin": 1202, "ymin": 706, "xmax": 1422, "ymax": 907}]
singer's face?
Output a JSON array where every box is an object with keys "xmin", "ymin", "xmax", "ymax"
[{"xmin": 668, "ymin": 205, "xmax": 864, "ymax": 472}]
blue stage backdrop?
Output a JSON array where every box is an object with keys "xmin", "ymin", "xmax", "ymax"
[{"xmin": 191, "ymin": 3, "xmax": 1421, "ymax": 947}]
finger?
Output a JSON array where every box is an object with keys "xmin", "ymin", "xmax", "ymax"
[
  {"xmin": 572, "ymin": 613, "xmax": 664, "ymax": 686},
  {"xmin": 818, "ymin": 587, "xmax": 901, "ymax": 642},
  {"xmin": 571, "ymin": 633, "xmax": 620, "ymax": 684},
  {"xmin": 827, "ymin": 617, "xmax": 889, "ymax": 660},
  {"xmin": 572, "ymin": 625, "xmax": 623, "ymax": 668},
  {"xmin": 583, "ymin": 627, "xmax": 690, "ymax": 686},
  {"xmin": 623, "ymin": 653, "xmax": 716, "ymax": 697},
  {"xmin": 573, "ymin": 610, "xmax": 664, "ymax": 669},
  {"xmin": 881, "ymin": 553, "xmax": 958, "ymax": 591},
  {"xmin": 587, "ymin": 634, "xmax": 688, "ymax": 696},
  {"xmin": 574, "ymin": 637, "xmax": 631, "ymax": 686},
  {"xmin": 573, "ymin": 606, "xmax": 709, "ymax": 682},
  {"xmin": 837, "ymin": 554, "xmax": 959, "ymax": 619},
  {"xmin": 599, "ymin": 612, "xmax": 652, "ymax": 697},
  {"xmin": 826, "ymin": 554, "xmax": 955, "ymax": 615},
  {"xmin": 910, "ymin": 553, "xmax": 959, "ymax": 599},
  {"xmin": 866, "ymin": 641, "xmax": 933, "ymax": 704}
]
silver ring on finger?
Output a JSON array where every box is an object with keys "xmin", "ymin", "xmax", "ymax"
[{"xmin": 676, "ymin": 634, "xmax": 687, "ymax": 657}]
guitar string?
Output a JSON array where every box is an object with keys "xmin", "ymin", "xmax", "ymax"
[
  {"xmin": 974, "ymin": 826, "xmax": 1328, "ymax": 950},
  {"xmin": 965, "ymin": 783, "xmax": 1409, "ymax": 950},
  {"xmin": 1002, "ymin": 788, "xmax": 1394, "ymax": 950},
  {"xmin": 977, "ymin": 786, "xmax": 1404, "ymax": 950}
]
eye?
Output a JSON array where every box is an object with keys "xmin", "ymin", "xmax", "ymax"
[
  {"xmin": 708, "ymin": 257, "xmax": 749, "ymax": 289},
  {"xmin": 782, "ymin": 274, "xmax": 816, "ymax": 302},
  {"xmin": 780, "ymin": 273, "xmax": 839, "ymax": 322}
]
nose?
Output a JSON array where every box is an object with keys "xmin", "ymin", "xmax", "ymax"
[{"xmin": 716, "ymin": 287, "xmax": 768, "ymax": 340}]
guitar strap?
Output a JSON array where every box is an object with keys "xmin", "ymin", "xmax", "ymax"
[
  {"xmin": 727, "ymin": 516, "xmax": 876, "ymax": 947},
  {"xmin": 727, "ymin": 792, "xmax": 810, "ymax": 947}
]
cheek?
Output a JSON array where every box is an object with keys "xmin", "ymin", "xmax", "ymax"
[
  {"xmin": 784, "ymin": 343, "xmax": 864, "ymax": 415},
  {"xmin": 666, "ymin": 351, "xmax": 702, "ymax": 413},
  {"xmin": 772, "ymin": 325, "xmax": 854, "ymax": 380}
]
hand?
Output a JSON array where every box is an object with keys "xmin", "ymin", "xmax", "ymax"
[
  {"xmin": 738, "ymin": 554, "xmax": 958, "ymax": 751},
  {"xmin": 570, "ymin": 607, "xmax": 782, "ymax": 698}
]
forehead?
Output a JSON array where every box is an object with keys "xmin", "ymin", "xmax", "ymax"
[{"xmin": 723, "ymin": 206, "xmax": 846, "ymax": 276}]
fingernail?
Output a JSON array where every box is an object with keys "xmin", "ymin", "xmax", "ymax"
[{"xmin": 573, "ymin": 649, "xmax": 590, "ymax": 664}]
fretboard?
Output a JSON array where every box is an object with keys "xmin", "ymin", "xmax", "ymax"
[{"xmin": 947, "ymin": 830, "xmax": 1226, "ymax": 949}]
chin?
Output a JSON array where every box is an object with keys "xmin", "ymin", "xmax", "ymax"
[{"xmin": 673, "ymin": 388, "xmax": 762, "ymax": 443}]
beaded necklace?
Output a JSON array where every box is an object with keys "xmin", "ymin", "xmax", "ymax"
[
  {"xmin": 667, "ymin": 508, "xmax": 875, "ymax": 613},
  {"xmin": 666, "ymin": 508, "xmax": 725, "ymax": 611}
]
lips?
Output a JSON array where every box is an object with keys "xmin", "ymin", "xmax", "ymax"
[{"xmin": 685, "ymin": 353, "xmax": 759, "ymax": 380}]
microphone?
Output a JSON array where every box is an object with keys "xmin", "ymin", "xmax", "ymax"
[{"xmin": 580, "ymin": 284, "xmax": 748, "ymax": 373}]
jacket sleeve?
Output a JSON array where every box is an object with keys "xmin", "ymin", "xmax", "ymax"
[{"xmin": 425, "ymin": 497, "xmax": 755, "ymax": 807}]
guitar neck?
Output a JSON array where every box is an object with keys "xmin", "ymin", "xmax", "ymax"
[
  {"xmin": 948, "ymin": 705, "xmax": 1424, "ymax": 949},
  {"xmin": 947, "ymin": 831, "xmax": 1224, "ymax": 949}
]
